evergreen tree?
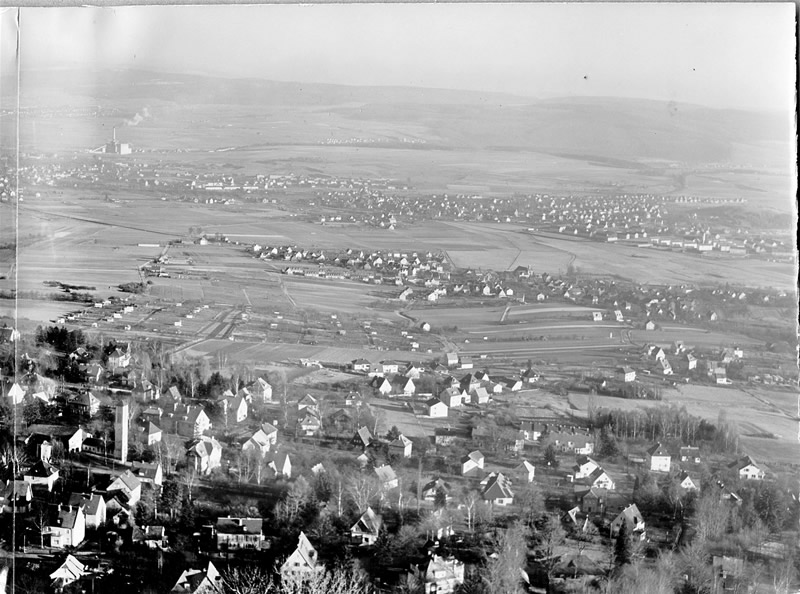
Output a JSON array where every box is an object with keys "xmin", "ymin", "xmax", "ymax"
[
  {"xmin": 615, "ymin": 520, "xmax": 632, "ymax": 566},
  {"xmin": 543, "ymin": 444, "xmax": 559, "ymax": 469}
]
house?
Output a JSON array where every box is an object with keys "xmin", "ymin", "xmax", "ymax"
[
  {"xmin": 433, "ymin": 427, "xmax": 467, "ymax": 446},
  {"xmin": 388, "ymin": 434, "xmax": 413, "ymax": 458},
  {"xmin": 686, "ymin": 353, "xmax": 698, "ymax": 370},
  {"xmin": 659, "ymin": 357, "xmax": 673, "ymax": 375},
  {"xmin": 427, "ymin": 398, "xmax": 448, "ymax": 418},
  {"xmin": 186, "ymin": 436, "xmax": 223, "ymax": 475},
  {"xmin": 645, "ymin": 320, "xmax": 656, "ymax": 331},
  {"xmin": 68, "ymin": 492, "xmax": 106, "ymax": 529},
  {"xmin": 679, "ymin": 446, "xmax": 701, "ymax": 464},
  {"xmin": 573, "ymin": 456, "xmax": 600, "ymax": 480},
  {"xmin": 421, "ymin": 478, "xmax": 452, "ymax": 502},
  {"xmin": 107, "ymin": 346, "xmax": 131, "ymax": 371},
  {"xmin": 481, "ymin": 473, "xmax": 514, "ymax": 506},
  {"xmin": 353, "ymin": 426, "xmax": 373, "ymax": 449},
  {"xmin": 471, "ymin": 386, "xmax": 490, "ymax": 405},
  {"xmin": 297, "ymin": 412, "xmax": 322, "ymax": 436},
  {"xmin": 49, "ymin": 554, "xmax": 86, "ymax": 589},
  {"xmin": 170, "ymin": 405, "xmax": 211, "ymax": 438},
  {"xmin": 729, "ymin": 456, "xmax": 765, "ymax": 481},
  {"xmin": 23, "ymin": 460, "xmax": 59, "ymax": 491},
  {"xmin": 577, "ymin": 487, "xmax": 609, "ymax": 515},
  {"xmin": 545, "ymin": 432, "xmax": 595, "ymax": 455},
  {"xmin": 6, "ymin": 382, "xmax": 25, "ymax": 405},
  {"xmin": 374, "ymin": 464, "xmax": 399, "ymax": 490},
  {"xmin": 412, "ymin": 555, "xmax": 465, "ymax": 594},
  {"xmin": 592, "ymin": 311, "xmax": 603, "ymax": 322},
  {"xmin": 46, "ymin": 504, "xmax": 86, "ymax": 549},
  {"xmin": 461, "ymin": 451, "xmax": 484, "ymax": 476},
  {"xmin": 170, "ymin": 561, "xmax": 220, "ymax": 594},
  {"xmin": 580, "ymin": 467, "xmax": 615, "ymax": 491},
  {"xmin": 440, "ymin": 387, "xmax": 466, "ymax": 408},
  {"xmin": 222, "ymin": 394, "xmax": 248, "ymax": 424},
  {"xmin": 264, "ymin": 451, "xmax": 292, "ymax": 479},
  {"xmin": 139, "ymin": 422, "xmax": 163, "ymax": 446},
  {"xmin": 610, "ymin": 504, "xmax": 646, "ymax": 539},
  {"xmin": 617, "ymin": 366, "xmax": 636, "ymax": 383},
  {"xmin": 402, "ymin": 378, "xmax": 416, "ymax": 396},
  {"xmin": 327, "ymin": 408, "xmax": 354, "ymax": 433},
  {"xmin": 677, "ymin": 471, "xmax": 699, "ymax": 492},
  {"xmin": 350, "ymin": 507, "xmax": 382, "ymax": 545},
  {"xmin": 281, "ymin": 532, "xmax": 321, "ymax": 581},
  {"xmin": 131, "ymin": 461, "xmax": 163, "ymax": 487},
  {"xmin": 133, "ymin": 525, "xmax": 168, "ymax": 550},
  {"xmin": 297, "ymin": 394, "xmax": 319, "ymax": 414},
  {"xmin": 214, "ymin": 517, "xmax": 267, "ymax": 551},
  {"xmin": 646, "ymin": 443, "xmax": 671, "ymax": 473},
  {"xmin": 253, "ymin": 377, "xmax": 273, "ymax": 402},
  {"xmin": 503, "ymin": 377, "xmax": 524, "ymax": 392},
  {"xmin": 107, "ymin": 470, "xmax": 142, "ymax": 505},
  {"xmin": 0, "ymin": 480, "xmax": 32, "ymax": 513},
  {"xmin": 445, "ymin": 352, "xmax": 459, "ymax": 367},
  {"xmin": 519, "ymin": 421, "xmax": 545, "ymax": 442},
  {"xmin": 27, "ymin": 425, "xmax": 84, "ymax": 453},
  {"xmin": 243, "ymin": 428, "xmax": 275, "ymax": 456},
  {"xmin": 351, "ymin": 359, "xmax": 371, "ymax": 373},
  {"xmin": 515, "ymin": 460, "xmax": 536, "ymax": 483},
  {"xmin": 380, "ymin": 361, "xmax": 400, "ymax": 375},
  {"xmin": 67, "ymin": 391, "xmax": 101, "ymax": 417},
  {"xmin": 376, "ymin": 377, "xmax": 392, "ymax": 396}
]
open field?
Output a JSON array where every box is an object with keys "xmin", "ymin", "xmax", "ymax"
[
  {"xmin": 177, "ymin": 338, "xmax": 439, "ymax": 366},
  {"xmin": 568, "ymin": 383, "xmax": 800, "ymax": 466}
]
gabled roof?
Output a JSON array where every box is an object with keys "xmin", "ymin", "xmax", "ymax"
[
  {"xmin": 110, "ymin": 470, "xmax": 142, "ymax": 493},
  {"xmin": 390, "ymin": 434, "xmax": 412, "ymax": 448},
  {"xmin": 354, "ymin": 426, "xmax": 373, "ymax": 446},
  {"xmin": 461, "ymin": 450, "xmax": 484, "ymax": 464},
  {"xmin": 482, "ymin": 473, "xmax": 514, "ymax": 501},
  {"xmin": 351, "ymin": 507, "xmax": 382, "ymax": 536},
  {"xmin": 293, "ymin": 531, "xmax": 318, "ymax": 568},
  {"xmin": 68, "ymin": 492, "xmax": 104, "ymax": 516},
  {"xmin": 215, "ymin": 516, "xmax": 263, "ymax": 535},
  {"xmin": 646, "ymin": 442, "xmax": 669, "ymax": 457},
  {"xmin": 374, "ymin": 464, "xmax": 397, "ymax": 484}
]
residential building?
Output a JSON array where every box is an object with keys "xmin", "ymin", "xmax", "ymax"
[
  {"xmin": 170, "ymin": 561, "xmax": 220, "ymax": 594},
  {"xmin": 515, "ymin": 460, "xmax": 536, "ymax": 483},
  {"xmin": 68, "ymin": 492, "xmax": 106, "ymax": 529},
  {"xmin": 413, "ymin": 555, "xmax": 465, "ymax": 594},
  {"xmin": 350, "ymin": 507, "xmax": 382, "ymax": 545},
  {"xmin": 427, "ymin": 398, "xmax": 448, "ymax": 418},
  {"xmin": 481, "ymin": 473, "xmax": 514, "ymax": 506},
  {"xmin": 214, "ymin": 517, "xmax": 267, "ymax": 551},
  {"xmin": 610, "ymin": 504, "xmax": 646, "ymax": 539},
  {"xmin": 388, "ymin": 434, "xmax": 413, "ymax": 458},
  {"xmin": 646, "ymin": 443, "xmax": 671, "ymax": 473},
  {"xmin": 281, "ymin": 532, "xmax": 321, "ymax": 581},
  {"xmin": 187, "ymin": 436, "xmax": 223, "ymax": 475},
  {"xmin": 46, "ymin": 504, "xmax": 86, "ymax": 549},
  {"xmin": 729, "ymin": 456, "xmax": 765, "ymax": 481},
  {"xmin": 107, "ymin": 470, "xmax": 142, "ymax": 506},
  {"xmin": 461, "ymin": 451, "xmax": 484, "ymax": 476},
  {"xmin": 374, "ymin": 464, "xmax": 399, "ymax": 490}
]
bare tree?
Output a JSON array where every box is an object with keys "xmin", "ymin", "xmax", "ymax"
[{"xmin": 346, "ymin": 472, "xmax": 379, "ymax": 512}]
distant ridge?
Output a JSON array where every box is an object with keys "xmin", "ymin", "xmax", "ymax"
[{"xmin": 3, "ymin": 67, "xmax": 793, "ymax": 166}]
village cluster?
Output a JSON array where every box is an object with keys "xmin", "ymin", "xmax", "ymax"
[{"xmin": 0, "ymin": 311, "xmax": 796, "ymax": 594}]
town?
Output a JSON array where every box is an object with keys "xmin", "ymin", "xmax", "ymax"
[{"xmin": 0, "ymin": 5, "xmax": 797, "ymax": 594}]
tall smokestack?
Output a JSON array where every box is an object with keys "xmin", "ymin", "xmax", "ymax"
[{"xmin": 113, "ymin": 127, "xmax": 116, "ymax": 143}]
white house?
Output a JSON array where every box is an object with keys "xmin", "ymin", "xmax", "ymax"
[
  {"xmin": 427, "ymin": 398, "xmax": 448, "ymax": 418},
  {"xmin": 646, "ymin": 443, "xmax": 671, "ymax": 473}
]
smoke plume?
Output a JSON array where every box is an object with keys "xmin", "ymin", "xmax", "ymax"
[{"xmin": 124, "ymin": 107, "xmax": 151, "ymax": 127}]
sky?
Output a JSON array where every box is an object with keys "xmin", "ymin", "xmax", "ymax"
[{"xmin": 0, "ymin": 3, "xmax": 796, "ymax": 112}]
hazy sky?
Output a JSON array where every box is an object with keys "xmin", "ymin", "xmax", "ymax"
[{"xmin": 1, "ymin": 3, "xmax": 796, "ymax": 112}]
